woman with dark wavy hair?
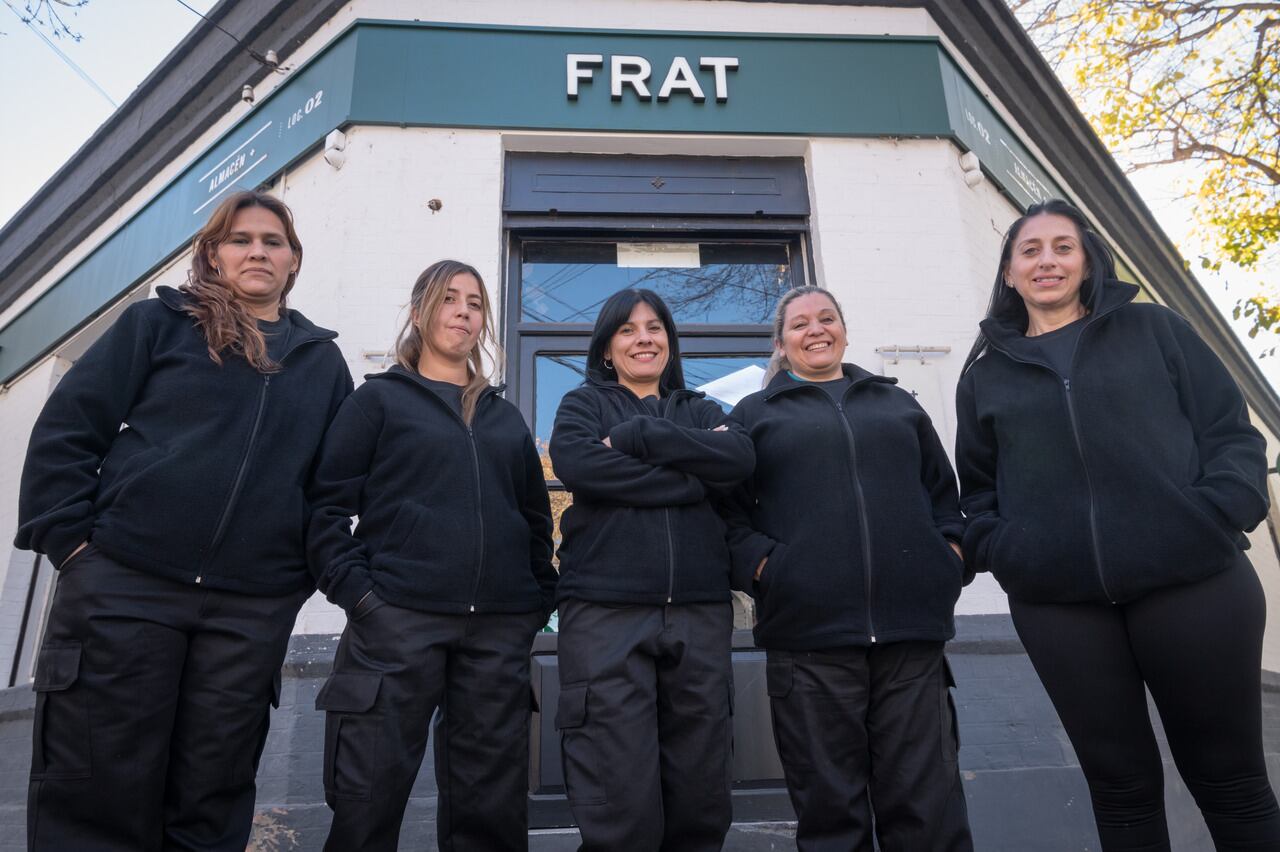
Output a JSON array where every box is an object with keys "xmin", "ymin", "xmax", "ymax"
[
  {"xmin": 549, "ymin": 288, "xmax": 755, "ymax": 851},
  {"xmin": 956, "ymin": 198, "xmax": 1280, "ymax": 849},
  {"xmin": 16, "ymin": 190, "xmax": 353, "ymax": 851}
]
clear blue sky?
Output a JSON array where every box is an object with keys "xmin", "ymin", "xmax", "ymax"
[{"xmin": 0, "ymin": 0, "xmax": 216, "ymax": 225}]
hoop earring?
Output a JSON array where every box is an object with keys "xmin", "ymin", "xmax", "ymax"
[{"xmin": 603, "ymin": 357, "xmax": 613, "ymax": 370}]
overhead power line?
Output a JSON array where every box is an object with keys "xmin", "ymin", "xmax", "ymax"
[
  {"xmin": 171, "ymin": 0, "xmax": 284, "ymax": 70},
  {"xmin": 1, "ymin": 0, "xmax": 118, "ymax": 108}
]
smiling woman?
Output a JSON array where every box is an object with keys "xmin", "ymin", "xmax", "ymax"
[
  {"xmin": 723, "ymin": 285, "xmax": 973, "ymax": 851},
  {"xmin": 956, "ymin": 198, "xmax": 1280, "ymax": 849},
  {"xmin": 548, "ymin": 288, "xmax": 756, "ymax": 850}
]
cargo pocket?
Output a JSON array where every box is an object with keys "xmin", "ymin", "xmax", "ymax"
[
  {"xmin": 31, "ymin": 642, "xmax": 91, "ymax": 780},
  {"xmin": 316, "ymin": 672, "xmax": 382, "ymax": 803},
  {"xmin": 941, "ymin": 657, "xmax": 960, "ymax": 765},
  {"xmin": 765, "ymin": 653, "xmax": 808, "ymax": 771},
  {"xmin": 556, "ymin": 683, "xmax": 606, "ymax": 805}
]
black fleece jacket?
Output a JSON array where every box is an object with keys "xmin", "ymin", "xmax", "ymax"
[
  {"xmin": 724, "ymin": 365, "xmax": 966, "ymax": 651},
  {"xmin": 549, "ymin": 375, "xmax": 755, "ymax": 606},
  {"xmin": 956, "ymin": 280, "xmax": 1268, "ymax": 604},
  {"xmin": 16, "ymin": 286, "xmax": 353, "ymax": 596},
  {"xmin": 307, "ymin": 365, "xmax": 556, "ymax": 617}
]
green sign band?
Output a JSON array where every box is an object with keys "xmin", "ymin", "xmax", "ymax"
[{"xmin": 0, "ymin": 20, "xmax": 1064, "ymax": 384}]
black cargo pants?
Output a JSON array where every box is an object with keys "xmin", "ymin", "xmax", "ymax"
[
  {"xmin": 766, "ymin": 641, "xmax": 973, "ymax": 852},
  {"xmin": 27, "ymin": 542, "xmax": 306, "ymax": 852},
  {"xmin": 555, "ymin": 599, "xmax": 734, "ymax": 852},
  {"xmin": 317, "ymin": 595, "xmax": 543, "ymax": 852}
]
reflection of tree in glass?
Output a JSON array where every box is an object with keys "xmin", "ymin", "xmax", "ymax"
[
  {"xmin": 536, "ymin": 438, "xmax": 571, "ymax": 572},
  {"xmin": 631, "ymin": 263, "xmax": 789, "ymax": 324}
]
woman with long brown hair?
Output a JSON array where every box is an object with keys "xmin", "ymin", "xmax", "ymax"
[
  {"xmin": 16, "ymin": 190, "xmax": 353, "ymax": 850},
  {"xmin": 308, "ymin": 259, "xmax": 556, "ymax": 851}
]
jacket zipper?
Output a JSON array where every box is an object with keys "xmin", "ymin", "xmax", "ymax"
[
  {"xmin": 984, "ymin": 322, "xmax": 1114, "ymax": 603},
  {"xmin": 465, "ymin": 422, "xmax": 487, "ymax": 613},
  {"xmin": 832, "ymin": 394, "xmax": 877, "ymax": 643},
  {"xmin": 1062, "ymin": 377, "xmax": 1113, "ymax": 602},
  {"xmin": 384, "ymin": 372, "xmax": 495, "ymax": 613},
  {"xmin": 198, "ymin": 373, "xmax": 270, "ymax": 583},
  {"xmin": 608, "ymin": 384, "xmax": 686, "ymax": 605}
]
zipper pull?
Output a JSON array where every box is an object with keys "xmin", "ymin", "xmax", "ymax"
[
  {"xmin": 194, "ymin": 575, "xmax": 202, "ymax": 584},
  {"xmin": 870, "ymin": 634, "xmax": 876, "ymax": 643},
  {"xmin": 469, "ymin": 604, "xmax": 476, "ymax": 613},
  {"xmin": 1064, "ymin": 378, "xmax": 1071, "ymax": 392}
]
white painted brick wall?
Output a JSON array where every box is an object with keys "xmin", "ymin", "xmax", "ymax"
[
  {"xmin": 278, "ymin": 126, "xmax": 509, "ymax": 634},
  {"xmin": 0, "ymin": 358, "xmax": 59, "ymax": 675},
  {"xmin": 806, "ymin": 136, "xmax": 1019, "ymax": 616}
]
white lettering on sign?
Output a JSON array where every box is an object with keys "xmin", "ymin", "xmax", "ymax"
[
  {"xmin": 566, "ymin": 54, "xmax": 603, "ymax": 99},
  {"xmin": 611, "ymin": 55, "xmax": 653, "ymax": 100},
  {"xmin": 700, "ymin": 57, "xmax": 738, "ymax": 102},
  {"xmin": 209, "ymin": 152, "xmax": 247, "ymax": 192},
  {"xmin": 287, "ymin": 89, "xmax": 325, "ymax": 130},
  {"xmin": 566, "ymin": 53, "xmax": 738, "ymax": 103},
  {"xmin": 657, "ymin": 57, "xmax": 703, "ymax": 102}
]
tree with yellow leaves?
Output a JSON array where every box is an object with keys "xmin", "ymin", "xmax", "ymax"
[{"xmin": 1011, "ymin": 1, "xmax": 1280, "ymax": 336}]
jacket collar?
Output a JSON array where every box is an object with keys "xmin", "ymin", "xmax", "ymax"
[
  {"xmin": 156, "ymin": 284, "xmax": 339, "ymax": 346},
  {"xmin": 583, "ymin": 370, "xmax": 706, "ymax": 402},
  {"xmin": 978, "ymin": 279, "xmax": 1138, "ymax": 360},
  {"xmin": 763, "ymin": 362, "xmax": 895, "ymax": 401},
  {"xmin": 370, "ymin": 363, "xmax": 504, "ymax": 399}
]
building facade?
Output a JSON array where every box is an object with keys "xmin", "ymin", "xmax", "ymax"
[{"xmin": 1, "ymin": 1, "xmax": 1279, "ymax": 849}]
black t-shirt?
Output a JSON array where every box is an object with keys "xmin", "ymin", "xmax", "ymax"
[
  {"xmin": 1025, "ymin": 316, "xmax": 1086, "ymax": 379},
  {"xmin": 639, "ymin": 395, "xmax": 663, "ymax": 416},
  {"xmin": 790, "ymin": 371, "xmax": 852, "ymax": 402},
  {"xmin": 258, "ymin": 313, "xmax": 293, "ymax": 364},
  {"xmin": 815, "ymin": 376, "xmax": 852, "ymax": 402},
  {"xmin": 420, "ymin": 377, "xmax": 465, "ymax": 418}
]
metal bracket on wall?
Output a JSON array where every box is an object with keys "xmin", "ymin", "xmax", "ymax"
[{"xmin": 875, "ymin": 344, "xmax": 951, "ymax": 365}]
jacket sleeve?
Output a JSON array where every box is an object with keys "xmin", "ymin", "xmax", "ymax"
[
  {"xmin": 1167, "ymin": 313, "xmax": 1270, "ymax": 531},
  {"xmin": 607, "ymin": 400, "xmax": 755, "ymax": 491},
  {"xmin": 955, "ymin": 369, "xmax": 1000, "ymax": 577},
  {"xmin": 520, "ymin": 432, "xmax": 559, "ymax": 617},
  {"xmin": 549, "ymin": 388, "xmax": 707, "ymax": 507},
  {"xmin": 913, "ymin": 401, "xmax": 966, "ymax": 543},
  {"xmin": 15, "ymin": 302, "xmax": 157, "ymax": 567},
  {"xmin": 306, "ymin": 394, "xmax": 379, "ymax": 613},
  {"xmin": 717, "ymin": 404, "xmax": 778, "ymax": 593}
]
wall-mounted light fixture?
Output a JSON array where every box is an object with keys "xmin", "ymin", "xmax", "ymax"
[{"xmin": 324, "ymin": 130, "xmax": 347, "ymax": 170}]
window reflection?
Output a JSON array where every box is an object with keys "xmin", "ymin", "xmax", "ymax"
[{"xmin": 522, "ymin": 242, "xmax": 790, "ymax": 325}]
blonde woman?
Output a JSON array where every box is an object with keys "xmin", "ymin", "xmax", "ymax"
[
  {"xmin": 16, "ymin": 190, "xmax": 352, "ymax": 850},
  {"xmin": 308, "ymin": 259, "xmax": 556, "ymax": 852}
]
